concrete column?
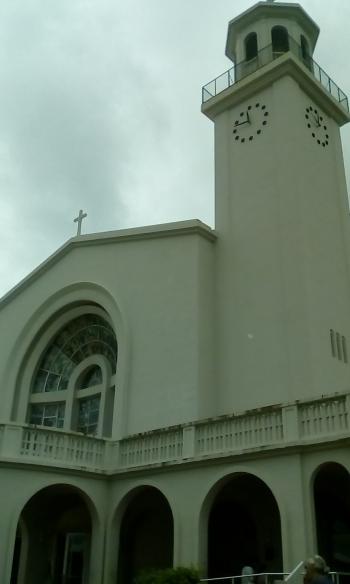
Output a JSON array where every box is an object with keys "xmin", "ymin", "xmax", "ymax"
[
  {"xmin": 278, "ymin": 455, "xmax": 311, "ymax": 570},
  {"xmin": 0, "ymin": 424, "xmax": 23, "ymax": 458},
  {"xmin": 89, "ymin": 519, "xmax": 105, "ymax": 584},
  {"xmin": 171, "ymin": 477, "xmax": 202, "ymax": 571},
  {"xmin": 173, "ymin": 508, "xmax": 201, "ymax": 569},
  {"xmin": 103, "ymin": 516, "xmax": 119, "ymax": 584},
  {"xmin": 0, "ymin": 505, "xmax": 18, "ymax": 584}
]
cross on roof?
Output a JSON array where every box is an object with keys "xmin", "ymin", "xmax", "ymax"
[{"xmin": 74, "ymin": 209, "xmax": 87, "ymax": 236}]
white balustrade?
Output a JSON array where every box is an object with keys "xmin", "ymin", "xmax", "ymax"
[
  {"xmin": 195, "ymin": 410, "xmax": 283, "ymax": 456},
  {"xmin": 299, "ymin": 396, "xmax": 349, "ymax": 439},
  {"xmin": 119, "ymin": 429, "xmax": 183, "ymax": 468},
  {"xmin": 0, "ymin": 393, "xmax": 349, "ymax": 472},
  {"xmin": 20, "ymin": 427, "xmax": 104, "ymax": 469}
]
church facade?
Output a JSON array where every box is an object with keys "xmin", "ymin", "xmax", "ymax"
[{"xmin": 1, "ymin": 2, "xmax": 350, "ymax": 583}]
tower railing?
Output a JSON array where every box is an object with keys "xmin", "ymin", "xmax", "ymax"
[
  {"xmin": 200, "ymin": 572, "xmax": 350, "ymax": 584},
  {"xmin": 202, "ymin": 35, "xmax": 349, "ymax": 113}
]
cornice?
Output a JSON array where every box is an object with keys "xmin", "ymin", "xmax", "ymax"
[
  {"xmin": 0, "ymin": 219, "xmax": 216, "ymax": 309},
  {"xmin": 202, "ymin": 52, "xmax": 350, "ymax": 127}
]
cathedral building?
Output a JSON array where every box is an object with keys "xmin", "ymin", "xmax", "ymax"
[{"xmin": 1, "ymin": 2, "xmax": 350, "ymax": 583}]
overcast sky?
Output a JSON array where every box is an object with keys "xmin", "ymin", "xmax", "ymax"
[{"xmin": 1, "ymin": 0, "xmax": 350, "ymax": 298}]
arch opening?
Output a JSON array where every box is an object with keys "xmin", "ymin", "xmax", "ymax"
[
  {"xmin": 314, "ymin": 463, "xmax": 350, "ymax": 569},
  {"xmin": 271, "ymin": 26, "xmax": 289, "ymax": 56},
  {"xmin": 117, "ymin": 487, "xmax": 174, "ymax": 584},
  {"xmin": 10, "ymin": 484, "xmax": 94, "ymax": 584},
  {"xmin": 245, "ymin": 33, "xmax": 258, "ymax": 61},
  {"xmin": 207, "ymin": 474, "xmax": 283, "ymax": 579},
  {"xmin": 300, "ymin": 35, "xmax": 312, "ymax": 71}
]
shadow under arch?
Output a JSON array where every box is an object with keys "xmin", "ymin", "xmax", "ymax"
[
  {"xmin": 200, "ymin": 472, "xmax": 283, "ymax": 579},
  {"xmin": 113, "ymin": 485, "xmax": 174, "ymax": 584},
  {"xmin": 10, "ymin": 482, "xmax": 100, "ymax": 584},
  {"xmin": 312, "ymin": 461, "xmax": 350, "ymax": 570}
]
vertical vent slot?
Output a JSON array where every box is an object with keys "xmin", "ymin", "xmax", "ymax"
[{"xmin": 330, "ymin": 329, "xmax": 348, "ymax": 363}]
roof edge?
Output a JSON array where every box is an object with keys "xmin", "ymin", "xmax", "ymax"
[{"xmin": 0, "ymin": 219, "xmax": 216, "ymax": 309}]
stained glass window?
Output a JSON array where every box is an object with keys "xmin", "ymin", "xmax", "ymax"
[
  {"xmin": 32, "ymin": 314, "xmax": 117, "ymax": 393},
  {"xmin": 28, "ymin": 311, "xmax": 116, "ymax": 434}
]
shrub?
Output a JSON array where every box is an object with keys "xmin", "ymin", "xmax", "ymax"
[{"xmin": 134, "ymin": 566, "xmax": 201, "ymax": 584}]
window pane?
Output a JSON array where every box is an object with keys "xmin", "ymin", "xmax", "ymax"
[
  {"xmin": 29, "ymin": 403, "xmax": 65, "ymax": 428},
  {"xmin": 32, "ymin": 370, "xmax": 48, "ymax": 393},
  {"xmin": 79, "ymin": 366, "xmax": 102, "ymax": 389},
  {"xmin": 77, "ymin": 396, "xmax": 100, "ymax": 434},
  {"xmin": 29, "ymin": 404, "xmax": 44, "ymax": 424},
  {"xmin": 45, "ymin": 373, "xmax": 61, "ymax": 392}
]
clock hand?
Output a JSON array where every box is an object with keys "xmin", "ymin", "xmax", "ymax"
[
  {"xmin": 312, "ymin": 113, "xmax": 321, "ymax": 127},
  {"xmin": 233, "ymin": 112, "xmax": 251, "ymax": 128}
]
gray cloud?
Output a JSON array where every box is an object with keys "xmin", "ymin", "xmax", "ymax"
[{"xmin": 0, "ymin": 0, "xmax": 350, "ymax": 296}]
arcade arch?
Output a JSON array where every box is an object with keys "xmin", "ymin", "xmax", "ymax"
[
  {"xmin": 117, "ymin": 486, "xmax": 174, "ymax": 584},
  {"xmin": 313, "ymin": 462, "xmax": 350, "ymax": 570},
  {"xmin": 10, "ymin": 484, "xmax": 96, "ymax": 584},
  {"xmin": 205, "ymin": 473, "xmax": 283, "ymax": 579}
]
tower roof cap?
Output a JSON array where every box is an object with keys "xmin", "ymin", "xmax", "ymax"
[{"xmin": 226, "ymin": 2, "xmax": 320, "ymax": 61}]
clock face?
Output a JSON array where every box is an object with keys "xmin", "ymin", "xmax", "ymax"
[
  {"xmin": 305, "ymin": 105, "xmax": 329, "ymax": 147},
  {"xmin": 232, "ymin": 102, "xmax": 270, "ymax": 143}
]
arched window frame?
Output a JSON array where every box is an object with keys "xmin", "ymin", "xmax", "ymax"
[
  {"xmin": 26, "ymin": 307, "xmax": 117, "ymax": 438},
  {"xmin": 271, "ymin": 26, "xmax": 289, "ymax": 56},
  {"xmin": 245, "ymin": 32, "xmax": 258, "ymax": 62}
]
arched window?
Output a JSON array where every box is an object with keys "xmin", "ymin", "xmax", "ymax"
[
  {"xmin": 271, "ymin": 26, "xmax": 289, "ymax": 56},
  {"xmin": 300, "ymin": 35, "xmax": 312, "ymax": 71},
  {"xmin": 245, "ymin": 32, "xmax": 258, "ymax": 61},
  {"xmin": 300, "ymin": 35, "xmax": 309, "ymax": 60},
  {"xmin": 28, "ymin": 312, "xmax": 117, "ymax": 436},
  {"xmin": 31, "ymin": 313, "xmax": 117, "ymax": 393}
]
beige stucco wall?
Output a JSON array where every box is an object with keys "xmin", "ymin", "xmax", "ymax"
[
  {"xmin": 0, "ymin": 223, "xmax": 215, "ymax": 436},
  {"xmin": 212, "ymin": 68, "xmax": 350, "ymax": 415}
]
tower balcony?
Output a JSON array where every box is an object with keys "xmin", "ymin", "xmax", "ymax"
[
  {"xmin": 202, "ymin": 35, "xmax": 349, "ymax": 113},
  {"xmin": 0, "ymin": 391, "xmax": 349, "ymax": 474}
]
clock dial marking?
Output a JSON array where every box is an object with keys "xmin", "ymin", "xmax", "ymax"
[
  {"xmin": 232, "ymin": 102, "xmax": 269, "ymax": 143},
  {"xmin": 305, "ymin": 105, "xmax": 329, "ymax": 147}
]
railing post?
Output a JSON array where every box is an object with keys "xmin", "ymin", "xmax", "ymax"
[
  {"xmin": 182, "ymin": 425, "xmax": 196, "ymax": 459},
  {"xmin": 104, "ymin": 440, "xmax": 120, "ymax": 470},
  {"xmin": 0, "ymin": 424, "xmax": 23, "ymax": 458},
  {"xmin": 282, "ymin": 405, "xmax": 299, "ymax": 442},
  {"xmin": 345, "ymin": 394, "xmax": 350, "ymax": 429}
]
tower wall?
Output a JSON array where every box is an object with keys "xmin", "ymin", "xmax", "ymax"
[{"xmin": 213, "ymin": 71, "xmax": 350, "ymax": 413}]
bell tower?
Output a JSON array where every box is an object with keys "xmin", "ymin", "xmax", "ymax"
[{"xmin": 202, "ymin": 2, "xmax": 350, "ymax": 413}]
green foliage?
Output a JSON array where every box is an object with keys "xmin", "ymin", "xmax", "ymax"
[{"xmin": 134, "ymin": 566, "xmax": 201, "ymax": 584}]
